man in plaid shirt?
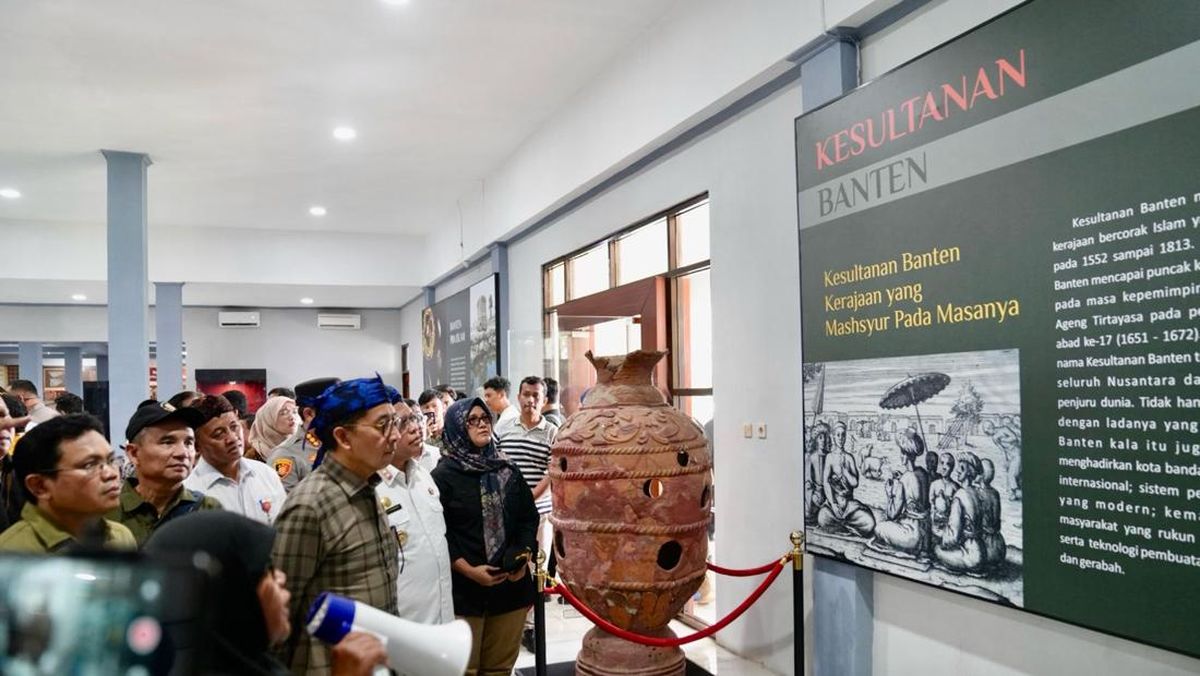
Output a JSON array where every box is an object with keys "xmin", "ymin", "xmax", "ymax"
[{"xmin": 272, "ymin": 376, "xmax": 403, "ymax": 675}]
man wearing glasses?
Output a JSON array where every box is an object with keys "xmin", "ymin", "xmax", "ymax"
[
  {"xmin": 271, "ymin": 375, "xmax": 403, "ymax": 675},
  {"xmin": 183, "ymin": 394, "xmax": 287, "ymax": 524},
  {"xmin": 375, "ymin": 402, "xmax": 454, "ymax": 624},
  {"xmin": 0, "ymin": 414, "xmax": 135, "ymax": 553}
]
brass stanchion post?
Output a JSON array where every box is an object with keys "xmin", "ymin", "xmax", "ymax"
[
  {"xmin": 791, "ymin": 530, "xmax": 805, "ymax": 676},
  {"xmin": 535, "ymin": 549, "xmax": 548, "ymax": 676}
]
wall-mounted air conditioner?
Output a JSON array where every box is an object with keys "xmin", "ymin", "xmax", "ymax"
[
  {"xmin": 217, "ymin": 311, "xmax": 260, "ymax": 328},
  {"xmin": 318, "ymin": 313, "xmax": 361, "ymax": 330}
]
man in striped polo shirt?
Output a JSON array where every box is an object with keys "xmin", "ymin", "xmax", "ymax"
[{"xmin": 496, "ymin": 375, "xmax": 558, "ymax": 651}]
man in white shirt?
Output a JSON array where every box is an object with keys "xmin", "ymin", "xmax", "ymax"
[
  {"xmin": 183, "ymin": 394, "xmax": 287, "ymax": 524},
  {"xmin": 482, "ymin": 376, "xmax": 518, "ymax": 436},
  {"xmin": 375, "ymin": 402, "xmax": 454, "ymax": 624},
  {"xmin": 9, "ymin": 380, "xmax": 59, "ymax": 427}
]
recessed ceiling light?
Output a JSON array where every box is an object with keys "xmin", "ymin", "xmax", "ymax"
[
  {"xmin": 382, "ymin": 0, "xmax": 410, "ymax": 6},
  {"xmin": 300, "ymin": 297, "xmax": 315, "ymax": 305},
  {"xmin": 309, "ymin": 206, "xmax": 327, "ymax": 216},
  {"xmin": 71, "ymin": 294, "xmax": 88, "ymax": 302},
  {"xmin": 0, "ymin": 188, "xmax": 20, "ymax": 199},
  {"xmin": 332, "ymin": 126, "xmax": 357, "ymax": 141}
]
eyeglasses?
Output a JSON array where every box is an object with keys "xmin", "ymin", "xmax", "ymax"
[
  {"xmin": 40, "ymin": 454, "xmax": 121, "ymax": 478},
  {"xmin": 349, "ymin": 414, "xmax": 423, "ymax": 437},
  {"xmin": 465, "ymin": 415, "xmax": 492, "ymax": 428}
]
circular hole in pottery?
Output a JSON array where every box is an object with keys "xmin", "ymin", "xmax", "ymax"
[
  {"xmin": 559, "ymin": 457, "xmax": 568, "ymax": 472},
  {"xmin": 643, "ymin": 479, "xmax": 665, "ymax": 498},
  {"xmin": 555, "ymin": 531, "xmax": 566, "ymax": 559},
  {"xmin": 656, "ymin": 540, "xmax": 683, "ymax": 570},
  {"xmin": 676, "ymin": 451, "xmax": 690, "ymax": 467},
  {"xmin": 700, "ymin": 484, "xmax": 710, "ymax": 508}
]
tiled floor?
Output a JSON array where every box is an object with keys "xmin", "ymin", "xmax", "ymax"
[{"xmin": 513, "ymin": 599, "xmax": 778, "ymax": 675}]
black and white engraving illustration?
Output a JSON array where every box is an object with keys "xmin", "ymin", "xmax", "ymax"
[{"xmin": 803, "ymin": 348, "xmax": 1024, "ymax": 606}]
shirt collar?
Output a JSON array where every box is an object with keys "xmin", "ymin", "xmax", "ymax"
[
  {"xmin": 379, "ymin": 458, "xmax": 423, "ymax": 487},
  {"xmin": 119, "ymin": 478, "xmax": 197, "ymax": 514},
  {"xmin": 192, "ymin": 457, "xmax": 253, "ymax": 486},
  {"xmin": 21, "ymin": 503, "xmax": 74, "ymax": 551},
  {"xmin": 517, "ymin": 416, "xmax": 549, "ymax": 432},
  {"xmin": 323, "ymin": 455, "xmax": 380, "ymax": 496}
]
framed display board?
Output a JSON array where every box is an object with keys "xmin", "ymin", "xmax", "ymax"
[
  {"xmin": 796, "ymin": 0, "xmax": 1200, "ymax": 657},
  {"xmin": 422, "ymin": 274, "xmax": 500, "ymax": 394}
]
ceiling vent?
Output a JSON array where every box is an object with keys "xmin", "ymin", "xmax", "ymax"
[
  {"xmin": 318, "ymin": 313, "xmax": 361, "ymax": 330},
  {"xmin": 217, "ymin": 311, "xmax": 260, "ymax": 328}
]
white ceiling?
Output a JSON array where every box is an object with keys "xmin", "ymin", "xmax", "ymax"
[{"xmin": 0, "ymin": 0, "xmax": 677, "ymax": 241}]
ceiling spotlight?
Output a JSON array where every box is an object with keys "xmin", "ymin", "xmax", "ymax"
[
  {"xmin": 332, "ymin": 126, "xmax": 357, "ymax": 141},
  {"xmin": 309, "ymin": 206, "xmax": 327, "ymax": 216},
  {"xmin": 71, "ymin": 294, "xmax": 88, "ymax": 301},
  {"xmin": 0, "ymin": 188, "xmax": 20, "ymax": 199},
  {"xmin": 300, "ymin": 297, "xmax": 315, "ymax": 305}
]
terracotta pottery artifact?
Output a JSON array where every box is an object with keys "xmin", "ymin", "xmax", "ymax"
[{"xmin": 550, "ymin": 350, "xmax": 712, "ymax": 676}]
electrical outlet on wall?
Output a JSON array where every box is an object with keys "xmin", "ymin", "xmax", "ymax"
[
  {"xmin": 742, "ymin": 423, "xmax": 753, "ymax": 439},
  {"xmin": 756, "ymin": 423, "xmax": 768, "ymax": 439}
]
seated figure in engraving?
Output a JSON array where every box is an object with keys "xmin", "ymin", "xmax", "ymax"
[
  {"xmin": 817, "ymin": 422, "xmax": 876, "ymax": 537},
  {"xmin": 869, "ymin": 428, "xmax": 931, "ymax": 557},
  {"xmin": 804, "ymin": 423, "xmax": 831, "ymax": 523},
  {"xmin": 976, "ymin": 458, "xmax": 1007, "ymax": 570},
  {"xmin": 935, "ymin": 452, "xmax": 986, "ymax": 573},
  {"xmin": 928, "ymin": 452, "xmax": 959, "ymax": 541}
]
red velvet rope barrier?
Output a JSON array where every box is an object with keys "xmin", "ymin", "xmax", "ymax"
[
  {"xmin": 706, "ymin": 556, "xmax": 788, "ymax": 577},
  {"xmin": 546, "ymin": 556, "xmax": 787, "ymax": 647}
]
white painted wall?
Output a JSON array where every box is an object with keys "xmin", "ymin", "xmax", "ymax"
[
  {"xmin": 422, "ymin": 0, "xmax": 825, "ymax": 278},
  {"xmin": 0, "ymin": 305, "xmax": 109, "ymax": 342},
  {"xmin": 182, "ymin": 308, "xmax": 403, "ymax": 393},
  {"xmin": 1, "ymin": 221, "xmax": 429, "ymax": 288},
  {"xmin": 0, "ymin": 305, "xmax": 404, "ymax": 394}
]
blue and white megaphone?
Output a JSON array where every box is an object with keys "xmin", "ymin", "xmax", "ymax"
[{"xmin": 306, "ymin": 592, "xmax": 472, "ymax": 676}]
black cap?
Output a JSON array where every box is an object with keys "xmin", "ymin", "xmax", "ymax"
[
  {"xmin": 125, "ymin": 401, "xmax": 206, "ymax": 442},
  {"xmin": 294, "ymin": 377, "xmax": 340, "ymax": 408}
]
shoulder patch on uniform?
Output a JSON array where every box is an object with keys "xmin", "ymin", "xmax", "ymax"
[{"xmin": 273, "ymin": 458, "xmax": 294, "ymax": 479}]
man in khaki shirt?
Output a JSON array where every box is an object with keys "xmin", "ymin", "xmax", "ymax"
[
  {"xmin": 0, "ymin": 414, "xmax": 135, "ymax": 553},
  {"xmin": 107, "ymin": 401, "xmax": 223, "ymax": 546}
]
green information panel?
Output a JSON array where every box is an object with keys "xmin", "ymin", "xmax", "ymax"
[{"xmin": 796, "ymin": 0, "xmax": 1200, "ymax": 657}]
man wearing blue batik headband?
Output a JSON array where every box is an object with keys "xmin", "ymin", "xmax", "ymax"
[{"xmin": 270, "ymin": 375, "xmax": 403, "ymax": 675}]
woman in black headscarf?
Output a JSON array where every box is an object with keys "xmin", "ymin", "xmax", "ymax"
[
  {"xmin": 145, "ymin": 511, "xmax": 291, "ymax": 675},
  {"xmin": 432, "ymin": 397, "xmax": 538, "ymax": 676},
  {"xmin": 145, "ymin": 511, "xmax": 384, "ymax": 675}
]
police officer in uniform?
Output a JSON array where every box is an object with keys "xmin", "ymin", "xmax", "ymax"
[{"xmin": 267, "ymin": 377, "xmax": 339, "ymax": 492}]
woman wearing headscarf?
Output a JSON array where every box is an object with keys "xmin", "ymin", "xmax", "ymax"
[
  {"xmin": 246, "ymin": 396, "xmax": 298, "ymax": 462},
  {"xmin": 432, "ymin": 397, "xmax": 538, "ymax": 676},
  {"xmin": 145, "ymin": 511, "xmax": 386, "ymax": 675}
]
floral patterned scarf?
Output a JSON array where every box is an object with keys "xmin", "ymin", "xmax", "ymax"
[{"xmin": 442, "ymin": 397, "xmax": 514, "ymax": 565}]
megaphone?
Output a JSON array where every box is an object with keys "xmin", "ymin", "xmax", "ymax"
[{"xmin": 307, "ymin": 592, "xmax": 472, "ymax": 676}]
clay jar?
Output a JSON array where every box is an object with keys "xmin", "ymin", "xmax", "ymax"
[{"xmin": 550, "ymin": 350, "xmax": 712, "ymax": 674}]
